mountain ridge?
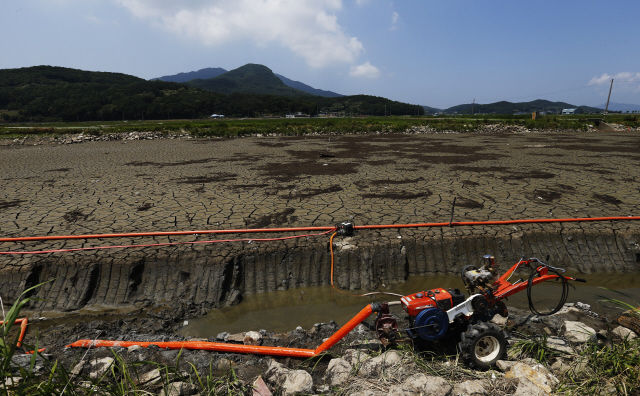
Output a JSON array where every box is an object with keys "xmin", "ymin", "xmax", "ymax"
[
  {"xmin": 154, "ymin": 64, "xmax": 343, "ymax": 97},
  {"xmin": 185, "ymin": 64, "xmax": 311, "ymax": 97}
]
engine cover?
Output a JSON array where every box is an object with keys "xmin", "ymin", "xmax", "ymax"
[{"xmin": 401, "ymin": 288, "xmax": 464, "ymax": 317}]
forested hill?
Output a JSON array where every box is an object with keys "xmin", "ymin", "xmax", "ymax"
[
  {"xmin": 0, "ymin": 65, "xmax": 143, "ymax": 86},
  {"xmin": 186, "ymin": 64, "xmax": 310, "ymax": 97},
  {"xmin": 445, "ymin": 99, "xmax": 602, "ymax": 114},
  {"xmin": 0, "ymin": 66, "xmax": 423, "ymax": 122},
  {"xmin": 153, "ymin": 67, "xmax": 227, "ymax": 83}
]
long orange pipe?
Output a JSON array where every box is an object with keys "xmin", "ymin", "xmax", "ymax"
[
  {"xmin": 0, "ymin": 318, "xmax": 28, "ymax": 347},
  {"xmin": 67, "ymin": 305, "xmax": 374, "ymax": 358},
  {"xmin": 2, "ymin": 216, "xmax": 640, "ymax": 242},
  {"xmin": 67, "ymin": 340, "xmax": 316, "ymax": 358},
  {"xmin": 0, "ymin": 318, "xmax": 45, "ymax": 353}
]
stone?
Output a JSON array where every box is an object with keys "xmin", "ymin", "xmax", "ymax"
[
  {"xmin": 252, "ymin": 376, "xmax": 272, "ymax": 396},
  {"xmin": 514, "ymin": 377, "xmax": 551, "ymax": 396},
  {"xmin": 451, "ymin": 380, "xmax": 487, "ymax": 395},
  {"xmin": 612, "ymin": 325, "xmax": 638, "ymax": 340},
  {"xmin": 546, "ymin": 336, "xmax": 574, "ymax": 354},
  {"xmin": 226, "ymin": 332, "xmax": 247, "ymax": 343},
  {"xmin": 264, "ymin": 360, "xmax": 290, "ymax": 385},
  {"xmin": 562, "ymin": 321, "xmax": 596, "ymax": 344},
  {"xmin": 549, "ymin": 357, "xmax": 587, "ymax": 376},
  {"xmin": 496, "ymin": 360, "xmax": 516, "ymax": 372},
  {"xmin": 264, "ymin": 360, "xmax": 312, "ymax": 395},
  {"xmin": 358, "ymin": 350, "xmax": 402, "ymax": 377},
  {"xmin": 343, "ymin": 349, "xmax": 371, "ymax": 366},
  {"xmin": 281, "ymin": 370, "xmax": 313, "ymax": 395},
  {"xmin": 161, "ymin": 381, "xmax": 198, "ymax": 396},
  {"xmin": 325, "ymin": 358, "xmax": 352, "ymax": 386},
  {"xmin": 505, "ymin": 362, "xmax": 558, "ymax": 393},
  {"xmin": 88, "ymin": 357, "xmax": 114, "ymax": 379},
  {"xmin": 139, "ymin": 368, "xmax": 162, "ymax": 384},
  {"xmin": 491, "ymin": 314, "xmax": 508, "ymax": 326},
  {"xmin": 244, "ymin": 331, "xmax": 263, "ymax": 345},
  {"xmin": 389, "ymin": 373, "xmax": 452, "ymax": 396}
]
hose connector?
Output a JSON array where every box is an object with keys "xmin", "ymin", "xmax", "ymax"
[{"xmin": 336, "ymin": 221, "xmax": 355, "ymax": 236}]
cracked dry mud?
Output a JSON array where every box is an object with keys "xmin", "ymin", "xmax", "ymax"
[{"xmin": 1, "ymin": 130, "xmax": 640, "ymax": 318}]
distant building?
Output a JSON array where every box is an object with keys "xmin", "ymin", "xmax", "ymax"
[
  {"xmin": 210, "ymin": 114, "xmax": 225, "ymax": 118},
  {"xmin": 562, "ymin": 108, "xmax": 581, "ymax": 115},
  {"xmin": 286, "ymin": 112, "xmax": 310, "ymax": 118}
]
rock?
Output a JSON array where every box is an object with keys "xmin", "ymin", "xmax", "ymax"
[
  {"xmin": 252, "ymin": 376, "xmax": 272, "ymax": 396},
  {"xmin": 452, "ymin": 380, "xmax": 487, "ymax": 395},
  {"xmin": 128, "ymin": 345, "xmax": 143, "ymax": 352},
  {"xmin": 505, "ymin": 362, "xmax": 558, "ymax": 393},
  {"xmin": 612, "ymin": 325, "xmax": 638, "ymax": 340},
  {"xmin": 281, "ymin": 370, "xmax": 313, "ymax": 395},
  {"xmin": 226, "ymin": 332, "xmax": 247, "ymax": 343},
  {"xmin": 88, "ymin": 357, "xmax": 114, "ymax": 379},
  {"xmin": 264, "ymin": 360, "xmax": 312, "ymax": 395},
  {"xmin": 139, "ymin": 368, "xmax": 162, "ymax": 385},
  {"xmin": 216, "ymin": 332, "xmax": 229, "ymax": 341},
  {"xmin": 491, "ymin": 315, "xmax": 508, "ymax": 326},
  {"xmin": 343, "ymin": 349, "xmax": 371, "ymax": 366},
  {"xmin": 562, "ymin": 321, "xmax": 596, "ymax": 344},
  {"xmin": 387, "ymin": 373, "xmax": 452, "ymax": 396},
  {"xmin": 514, "ymin": 377, "xmax": 551, "ymax": 396},
  {"xmin": 3, "ymin": 377, "xmax": 21, "ymax": 386},
  {"xmin": 496, "ymin": 360, "xmax": 516, "ymax": 372},
  {"xmin": 244, "ymin": 331, "xmax": 263, "ymax": 345},
  {"xmin": 160, "ymin": 381, "xmax": 198, "ymax": 396},
  {"xmin": 264, "ymin": 360, "xmax": 289, "ymax": 385},
  {"xmin": 550, "ymin": 356, "xmax": 587, "ymax": 376},
  {"xmin": 546, "ymin": 336, "xmax": 574, "ymax": 354},
  {"xmin": 325, "ymin": 358, "xmax": 352, "ymax": 386},
  {"xmin": 358, "ymin": 350, "xmax": 402, "ymax": 377}
]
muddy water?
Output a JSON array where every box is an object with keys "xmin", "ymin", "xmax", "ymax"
[{"xmin": 178, "ymin": 272, "xmax": 640, "ymax": 338}]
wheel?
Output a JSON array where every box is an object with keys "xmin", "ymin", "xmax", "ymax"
[{"xmin": 457, "ymin": 321, "xmax": 507, "ymax": 370}]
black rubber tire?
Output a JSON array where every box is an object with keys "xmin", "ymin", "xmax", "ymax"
[{"xmin": 457, "ymin": 321, "xmax": 507, "ymax": 370}]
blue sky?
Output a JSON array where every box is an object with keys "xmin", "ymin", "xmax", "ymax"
[{"xmin": 2, "ymin": 0, "xmax": 639, "ymax": 109}]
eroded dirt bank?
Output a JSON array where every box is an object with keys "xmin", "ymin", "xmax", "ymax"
[{"xmin": 2, "ymin": 226, "xmax": 640, "ymax": 318}]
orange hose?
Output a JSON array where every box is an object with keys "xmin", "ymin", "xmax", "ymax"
[
  {"xmin": 0, "ymin": 226, "xmax": 336, "ymax": 242},
  {"xmin": 66, "ymin": 340, "xmax": 316, "ymax": 358},
  {"xmin": 3, "ymin": 216, "xmax": 640, "ymax": 243},
  {"xmin": 0, "ymin": 318, "xmax": 45, "ymax": 353},
  {"xmin": 68, "ymin": 304, "xmax": 376, "ymax": 358},
  {"xmin": 355, "ymin": 216, "xmax": 640, "ymax": 230},
  {"xmin": 314, "ymin": 304, "xmax": 373, "ymax": 354}
]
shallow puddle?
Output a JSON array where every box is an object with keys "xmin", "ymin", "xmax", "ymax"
[{"xmin": 179, "ymin": 272, "xmax": 640, "ymax": 338}]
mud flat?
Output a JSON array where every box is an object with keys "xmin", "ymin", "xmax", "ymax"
[{"xmin": 1, "ymin": 130, "xmax": 640, "ymax": 319}]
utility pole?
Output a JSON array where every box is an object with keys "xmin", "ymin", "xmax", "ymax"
[
  {"xmin": 471, "ymin": 99, "xmax": 475, "ymax": 116},
  {"xmin": 604, "ymin": 79, "xmax": 614, "ymax": 120}
]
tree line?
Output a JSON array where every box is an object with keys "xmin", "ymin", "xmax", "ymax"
[{"xmin": 0, "ymin": 66, "xmax": 423, "ymax": 122}]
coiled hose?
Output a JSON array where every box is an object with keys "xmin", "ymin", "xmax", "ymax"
[{"xmin": 527, "ymin": 265, "xmax": 569, "ymax": 316}]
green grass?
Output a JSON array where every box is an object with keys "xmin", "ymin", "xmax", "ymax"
[{"xmin": 4, "ymin": 114, "xmax": 635, "ymax": 140}]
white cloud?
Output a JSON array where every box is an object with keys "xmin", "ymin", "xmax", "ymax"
[
  {"xmin": 390, "ymin": 11, "xmax": 399, "ymax": 30},
  {"xmin": 113, "ymin": 0, "xmax": 363, "ymax": 68},
  {"xmin": 349, "ymin": 61, "xmax": 381, "ymax": 78},
  {"xmin": 589, "ymin": 72, "xmax": 640, "ymax": 93},
  {"xmin": 355, "ymin": 0, "xmax": 370, "ymax": 5}
]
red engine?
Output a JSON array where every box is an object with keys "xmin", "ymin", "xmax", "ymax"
[{"xmin": 401, "ymin": 288, "xmax": 466, "ymax": 317}]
